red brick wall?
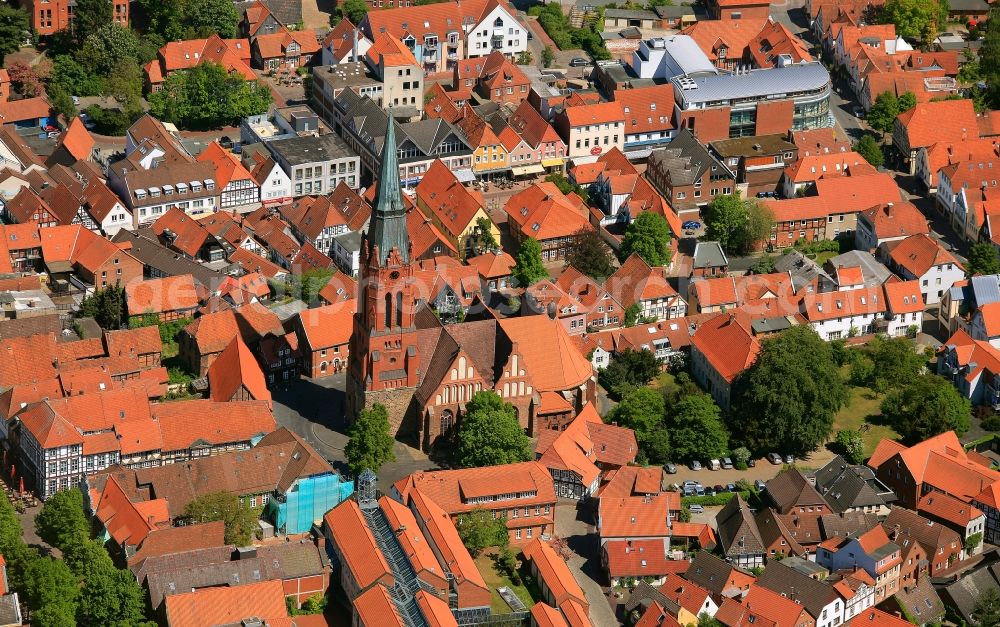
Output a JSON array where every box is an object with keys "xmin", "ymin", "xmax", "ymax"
[
  {"xmin": 713, "ymin": 3, "xmax": 771, "ymax": 19},
  {"xmin": 755, "ymin": 99, "xmax": 796, "ymax": 136},
  {"xmin": 305, "ymin": 344, "xmax": 348, "ymax": 378},
  {"xmin": 92, "ymin": 255, "xmax": 143, "ymax": 291},
  {"xmin": 679, "ymin": 107, "xmax": 732, "ymax": 143},
  {"xmin": 282, "ymin": 573, "xmax": 329, "ymax": 607}
]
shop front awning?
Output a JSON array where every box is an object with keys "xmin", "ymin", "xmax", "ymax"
[
  {"xmin": 540, "ymin": 158, "xmax": 565, "ymax": 168},
  {"xmin": 454, "ymin": 168, "xmax": 477, "ymax": 183},
  {"xmin": 511, "ymin": 164, "xmax": 545, "ymax": 176}
]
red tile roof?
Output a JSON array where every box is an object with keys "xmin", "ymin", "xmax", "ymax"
[
  {"xmin": 604, "ymin": 539, "xmax": 672, "ymax": 578},
  {"xmin": 762, "ymin": 173, "xmax": 902, "ymax": 223},
  {"xmin": 208, "ymin": 337, "xmax": 271, "ymax": 405},
  {"xmin": 681, "ymin": 18, "xmax": 768, "ymax": 65},
  {"xmin": 58, "ymin": 117, "xmax": 95, "ymax": 162},
  {"xmin": 196, "ymin": 141, "xmax": 255, "ymax": 189},
  {"xmin": 859, "ymin": 202, "xmax": 928, "ymax": 242},
  {"xmin": 164, "ymin": 579, "xmax": 289, "ymax": 627},
  {"xmin": 415, "ymin": 160, "xmax": 486, "ymax": 239},
  {"xmin": 323, "ymin": 499, "xmax": 393, "ymax": 590},
  {"xmin": 887, "ymin": 233, "xmax": 963, "ymax": 277},
  {"xmin": 127, "ymin": 521, "xmax": 226, "ymax": 568},
  {"xmin": 690, "ymin": 311, "xmax": 760, "ymax": 382},
  {"xmin": 896, "ymin": 98, "xmax": 981, "ymax": 150},
  {"xmin": 125, "ymin": 274, "xmax": 201, "ymax": 316},
  {"xmin": 562, "ymin": 101, "xmax": 625, "ymax": 127},
  {"xmin": 395, "ymin": 461, "xmax": 556, "ymax": 518},
  {"xmin": 296, "ymin": 300, "xmax": 356, "ymax": 350},
  {"xmin": 497, "ymin": 316, "xmax": 595, "ymax": 392},
  {"xmin": 600, "ymin": 495, "xmax": 670, "ymax": 539},
  {"xmin": 848, "ymin": 609, "xmax": 913, "ymax": 627},
  {"xmin": 613, "ymin": 85, "xmax": 675, "ymax": 135},
  {"xmin": 522, "ymin": 538, "xmax": 589, "ymax": 610},
  {"xmin": 150, "ymin": 399, "xmax": 275, "ymax": 454}
]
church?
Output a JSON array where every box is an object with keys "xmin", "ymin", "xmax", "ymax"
[{"xmin": 346, "ymin": 113, "xmax": 597, "ymax": 452}]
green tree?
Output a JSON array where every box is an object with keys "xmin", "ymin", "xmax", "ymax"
[
  {"xmin": 512, "ymin": 237, "xmax": 548, "ymax": 287},
  {"xmin": 49, "ymin": 86, "xmax": 78, "ymax": 124},
  {"xmin": 184, "ymin": 491, "xmax": 259, "ymax": 546},
  {"xmin": 704, "ymin": 194, "xmax": 773, "ymax": 255},
  {"xmin": 21, "ymin": 557, "xmax": 80, "ymax": 624},
  {"xmin": 750, "ymin": 254, "xmax": 776, "ymax": 274},
  {"xmin": 72, "ymin": 0, "xmax": 112, "ymax": 41},
  {"xmin": 82, "ymin": 284, "xmax": 127, "ymax": 329},
  {"xmin": 454, "ymin": 392, "xmax": 532, "ymax": 467},
  {"xmin": 881, "ymin": 0, "xmax": 948, "ymax": 42},
  {"xmin": 31, "ymin": 603, "xmax": 76, "ymax": 627},
  {"xmin": 566, "ymin": 227, "xmax": 615, "ymax": 281},
  {"xmin": 624, "ymin": 303, "xmax": 642, "ymax": 327},
  {"xmin": 862, "ymin": 335, "xmax": 927, "ymax": 393},
  {"xmin": 666, "ymin": 393, "xmax": 729, "ymax": 462},
  {"xmin": 345, "ymin": 403, "xmax": 396, "ymax": 476},
  {"xmin": 77, "ymin": 561, "xmax": 148, "ymax": 626},
  {"xmin": 881, "ymin": 374, "xmax": 971, "ymax": 443},
  {"xmin": 341, "ymin": 0, "xmax": 370, "ymax": 24},
  {"xmin": 455, "ymin": 508, "xmax": 508, "ymax": 556},
  {"xmin": 867, "ymin": 91, "xmax": 900, "ymax": 135},
  {"xmin": 186, "ymin": 0, "xmax": 240, "ymax": 38},
  {"xmin": 982, "ymin": 11, "xmax": 1000, "ymax": 107},
  {"xmin": 966, "ymin": 532, "xmax": 983, "ymax": 554},
  {"xmin": 289, "ymin": 595, "xmax": 328, "ymax": 616},
  {"xmin": 51, "ymin": 54, "xmax": 104, "ymax": 98},
  {"xmin": 973, "ymin": 588, "xmax": 1000, "ymax": 627},
  {"xmin": 516, "ymin": 50, "xmax": 533, "ymax": 64},
  {"xmin": 608, "ymin": 387, "xmax": 666, "ymax": 456},
  {"xmin": 34, "ymin": 488, "xmax": 90, "ymax": 550},
  {"xmin": 0, "ymin": 4, "xmax": 29, "ymax": 62},
  {"xmin": 545, "ymin": 172, "xmax": 589, "ymax": 202},
  {"xmin": 149, "ymin": 61, "xmax": 272, "ymax": 130},
  {"xmin": 854, "ymin": 134, "xmax": 885, "ymax": 168},
  {"xmin": 731, "ymin": 446, "xmax": 752, "ymax": 469},
  {"xmin": 598, "ymin": 348, "xmax": 660, "ymax": 399},
  {"xmin": 835, "ymin": 429, "xmax": 865, "ymax": 464},
  {"xmin": 474, "ymin": 216, "xmax": 499, "ymax": 253},
  {"xmin": 897, "ymin": 91, "xmax": 917, "ymax": 112},
  {"xmin": 732, "ymin": 326, "xmax": 848, "ymax": 455},
  {"xmin": 620, "ymin": 212, "xmax": 672, "ymax": 266},
  {"xmin": 542, "ymin": 46, "xmax": 555, "ymax": 68},
  {"xmin": 81, "ymin": 23, "xmax": 140, "ymax": 76},
  {"xmin": 699, "ymin": 613, "xmax": 724, "ymax": 627},
  {"xmin": 138, "ymin": 0, "xmax": 186, "ymax": 40},
  {"xmin": 967, "ymin": 242, "xmax": 1000, "ymax": 276}
]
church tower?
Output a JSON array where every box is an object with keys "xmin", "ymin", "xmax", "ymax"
[{"xmin": 347, "ymin": 111, "xmax": 422, "ymax": 424}]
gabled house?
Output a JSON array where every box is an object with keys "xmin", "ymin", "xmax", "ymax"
[
  {"xmin": 690, "ymin": 311, "xmax": 760, "ymax": 410},
  {"xmin": 765, "ymin": 468, "xmax": 829, "ymax": 516},
  {"xmin": 815, "ymin": 525, "xmax": 901, "ymax": 602},
  {"xmin": 196, "ymin": 141, "xmax": 260, "ymax": 210},
  {"xmin": 646, "ymin": 129, "xmax": 735, "ymax": 215},
  {"xmin": 413, "ymin": 159, "xmax": 499, "ymax": 257},
  {"xmin": 716, "ymin": 495, "xmax": 766, "ymax": 568},
  {"xmin": 606, "ymin": 254, "xmax": 686, "ymax": 322},
  {"xmin": 756, "ymin": 561, "xmax": 845, "ymax": 627},
  {"xmin": 883, "ymin": 507, "xmax": 964, "ymax": 577},
  {"xmin": 879, "ymin": 233, "xmax": 964, "ymax": 305},
  {"xmin": 813, "ymin": 455, "xmax": 894, "ymax": 515},
  {"xmin": 855, "ymin": 202, "xmax": 929, "ymax": 252},
  {"xmin": 503, "ymin": 183, "xmax": 590, "ymax": 263}
]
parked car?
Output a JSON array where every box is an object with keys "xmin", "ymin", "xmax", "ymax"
[
  {"xmin": 664, "ymin": 463, "xmax": 678, "ymax": 474},
  {"xmin": 219, "ymin": 136, "xmax": 234, "ymax": 150},
  {"xmin": 755, "ymin": 479, "xmax": 767, "ymax": 490},
  {"xmin": 683, "ymin": 480, "xmax": 698, "ymax": 496},
  {"xmin": 713, "ymin": 484, "xmax": 725, "ymax": 493},
  {"xmin": 689, "ymin": 504, "xmax": 705, "ymax": 514},
  {"xmin": 695, "ymin": 485, "xmax": 705, "ymax": 496},
  {"xmin": 726, "ymin": 483, "xmax": 736, "ymax": 492},
  {"xmin": 569, "ymin": 57, "xmax": 591, "ymax": 67},
  {"xmin": 785, "ymin": 454, "xmax": 794, "ymax": 464},
  {"xmin": 722, "ymin": 457, "xmax": 733, "ymax": 469},
  {"xmin": 768, "ymin": 452, "xmax": 783, "ymax": 465},
  {"xmin": 747, "ymin": 458, "xmax": 756, "ymax": 468},
  {"xmin": 708, "ymin": 459, "xmax": 721, "ymax": 470},
  {"xmin": 704, "ymin": 488, "xmax": 716, "ymax": 497},
  {"xmin": 690, "ymin": 460, "xmax": 702, "ymax": 471},
  {"xmin": 670, "ymin": 483, "xmax": 681, "ymax": 492},
  {"xmin": 682, "ymin": 220, "xmax": 701, "ymax": 230}
]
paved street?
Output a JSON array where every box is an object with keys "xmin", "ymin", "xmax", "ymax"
[
  {"xmin": 555, "ymin": 502, "xmax": 622, "ymax": 627},
  {"xmin": 270, "ymin": 373, "xmax": 435, "ymax": 493}
]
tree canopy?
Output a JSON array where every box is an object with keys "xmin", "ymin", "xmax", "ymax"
[
  {"xmin": 512, "ymin": 237, "xmax": 548, "ymax": 287},
  {"xmin": 967, "ymin": 242, "xmax": 1000, "ymax": 277},
  {"xmin": 981, "ymin": 10, "xmax": 1000, "ymax": 109},
  {"xmin": 973, "ymin": 588, "xmax": 1000, "ymax": 627},
  {"xmin": 453, "ymin": 392, "xmax": 533, "ymax": 467},
  {"xmin": 34, "ymin": 489, "xmax": 90, "ymax": 551},
  {"xmin": 149, "ymin": 61, "xmax": 272, "ymax": 130},
  {"xmin": 597, "ymin": 348, "xmax": 660, "ymax": 399},
  {"xmin": 139, "ymin": 0, "xmax": 241, "ymax": 40},
  {"xmin": 703, "ymin": 194, "xmax": 774, "ymax": 255},
  {"xmin": 0, "ymin": 4, "xmax": 29, "ymax": 62},
  {"xmin": 731, "ymin": 326, "xmax": 848, "ymax": 454},
  {"xmin": 566, "ymin": 227, "xmax": 616, "ymax": 281},
  {"xmin": 81, "ymin": 285, "xmax": 127, "ymax": 329},
  {"xmin": 345, "ymin": 403, "xmax": 396, "ymax": 476},
  {"xmin": 879, "ymin": 0, "xmax": 948, "ymax": 43},
  {"xmin": 850, "ymin": 335, "xmax": 927, "ymax": 393},
  {"xmin": 835, "ymin": 429, "xmax": 865, "ymax": 464},
  {"xmin": 339, "ymin": 0, "xmax": 370, "ymax": 24},
  {"xmin": 866, "ymin": 91, "xmax": 917, "ymax": 135},
  {"xmin": 666, "ymin": 393, "xmax": 729, "ymax": 462},
  {"xmin": 184, "ymin": 491, "xmax": 260, "ymax": 546},
  {"xmin": 854, "ymin": 134, "xmax": 885, "ymax": 168},
  {"xmin": 881, "ymin": 374, "xmax": 971, "ymax": 443},
  {"xmin": 619, "ymin": 212, "xmax": 672, "ymax": 266},
  {"xmin": 456, "ymin": 508, "xmax": 508, "ymax": 556}
]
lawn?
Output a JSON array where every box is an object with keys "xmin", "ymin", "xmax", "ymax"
[
  {"xmin": 832, "ymin": 385, "xmax": 899, "ymax": 457},
  {"xmin": 815, "ymin": 250, "xmax": 838, "ymax": 265},
  {"xmin": 474, "ymin": 551, "xmax": 535, "ymax": 614}
]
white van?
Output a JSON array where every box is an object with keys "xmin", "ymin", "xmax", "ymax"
[{"xmin": 708, "ymin": 459, "xmax": 721, "ymax": 471}]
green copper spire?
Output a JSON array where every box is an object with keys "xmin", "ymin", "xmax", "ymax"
[{"xmin": 367, "ymin": 107, "xmax": 410, "ymax": 265}]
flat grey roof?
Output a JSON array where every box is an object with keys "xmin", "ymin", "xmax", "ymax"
[
  {"xmin": 672, "ymin": 62, "xmax": 830, "ymax": 105},
  {"xmin": 267, "ymin": 133, "xmax": 358, "ymax": 165},
  {"xmin": 313, "ymin": 62, "xmax": 380, "ymax": 90}
]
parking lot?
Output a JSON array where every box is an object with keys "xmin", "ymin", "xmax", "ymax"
[{"xmin": 663, "ymin": 452, "xmax": 831, "ymax": 493}]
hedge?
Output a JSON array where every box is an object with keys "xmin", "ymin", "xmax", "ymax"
[{"xmin": 681, "ymin": 491, "xmax": 754, "ymax": 507}]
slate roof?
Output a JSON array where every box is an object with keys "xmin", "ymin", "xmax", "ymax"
[
  {"xmin": 765, "ymin": 468, "xmax": 828, "ymax": 514},
  {"xmin": 814, "ymin": 455, "xmax": 895, "ymax": 513},
  {"xmin": 648, "ymin": 128, "xmax": 730, "ymax": 186},
  {"xmin": 941, "ymin": 563, "xmax": 1000, "ymax": 624},
  {"xmin": 756, "ymin": 561, "xmax": 840, "ymax": 619},
  {"xmin": 716, "ymin": 495, "xmax": 765, "ymax": 557}
]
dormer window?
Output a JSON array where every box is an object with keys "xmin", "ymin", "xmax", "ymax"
[
  {"xmin": 205, "ymin": 179, "xmax": 215, "ymax": 191},
  {"xmin": 494, "ymin": 17, "xmax": 504, "ymax": 27}
]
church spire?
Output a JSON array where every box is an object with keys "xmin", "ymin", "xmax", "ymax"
[{"xmin": 367, "ymin": 108, "xmax": 410, "ymax": 266}]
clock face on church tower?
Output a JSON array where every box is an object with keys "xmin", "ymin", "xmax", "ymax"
[{"xmin": 389, "ymin": 271, "xmax": 400, "ymax": 280}]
